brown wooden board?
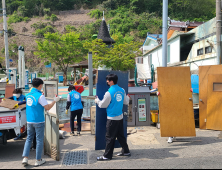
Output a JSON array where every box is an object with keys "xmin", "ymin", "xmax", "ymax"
[
  {"xmin": 0, "ymin": 98, "xmax": 26, "ymax": 110},
  {"xmin": 0, "ymin": 98, "xmax": 19, "ymax": 109},
  {"xmin": 157, "ymin": 67, "xmax": 196, "ymax": 137},
  {"xmin": 5, "ymin": 84, "xmax": 15, "ymax": 98},
  {"xmin": 199, "ymin": 65, "xmax": 222, "ymax": 129},
  {"xmin": 90, "ymin": 106, "xmax": 96, "ymax": 135},
  {"xmin": 206, "ymin": 74, "xmax": 222, "ymax": 130}
]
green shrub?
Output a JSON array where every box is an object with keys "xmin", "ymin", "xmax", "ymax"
[
  {"xmin": 8, "ymin": 12, "xmax": 23, "ymax": 24},
  {"xmin": 43, "ymin": 8, "xmax": 51, "ymax": 16},
  {"xmin": 138, "ymin": 30, "xmax": 148, "ymax": 38},
  {"xmin": 31, "ymin": 22, "xmax": 49, "ymax": 30},
  {"xmin": 34, "ymin": 25, "xmax": 55, "ymax": 38},
  {"xmin": 137, "ymin": 24, "xmax": 147, "ymax": 31},
  {"xmin": 65, "ymin": 25, "xmax": 77, "ymax": 32},
  {"xmin": 17, "ymin": 6, "xmax": 27, "ymax": 17},
  {"xmin": 50, "ymin": 14, "xmax": 58, "ymax": 24},
  {"xmin": 23, "ymin": 17, "xmax": 31, "ymax": 23},
  {"xmin": 88, "ymin": 9, "xmax": 103, "ymax": 19},
  {"xmin": 44, "ymin": 14, "xmax": 50, "ymax": 20}
]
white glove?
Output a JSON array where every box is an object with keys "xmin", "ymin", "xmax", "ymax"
[
  {"xmin": 95, "ymin": 97, "xmax": 99, "ymax": 104},
  {"xmin": 54, "ymin": 96, "xmax": 60, "ymax": 102}
]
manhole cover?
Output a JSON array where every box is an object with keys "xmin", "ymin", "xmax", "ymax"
[{"xmin": 62, "ymin": 150, "xmax": 88, "ymax": 166}]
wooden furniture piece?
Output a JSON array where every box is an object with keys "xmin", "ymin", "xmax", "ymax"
[{"xmin": 157, "ymin": 67, "xmax": 196, "ymax": 137}]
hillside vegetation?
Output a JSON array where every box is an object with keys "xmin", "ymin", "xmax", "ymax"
[{"xmin": 0, "ymin": 0, "xmax": 217, "ymax": 74}]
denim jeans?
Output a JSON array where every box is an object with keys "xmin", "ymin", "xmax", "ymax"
[{"xmin": 22, "ymin": 123, "xmax": 45, "ymax": 160}]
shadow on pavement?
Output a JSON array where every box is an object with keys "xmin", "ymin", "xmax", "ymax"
[
  {"xmin": 59, "ymin": 136, "xmax": 83, "ymax": 150},
  {"xmin": 88, "ymin": 148, "xmax": 182, "ymax": 164},
  {"xmin": 168, "ymin": 137, "xmax": 222, "ymax": 147},
  {"xmin": 0, "ymin": 139, "xmax": 26, "ymax": 162}
]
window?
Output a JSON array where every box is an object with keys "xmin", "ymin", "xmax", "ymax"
[
  {"xmin": 197, "ymin": 48, "xmax": 203, "ymax": 56},
  {"xmin": 137, "ymin": 57, "xmax": 143, "ymax": 64},
  {"xmin": 213, "ymin": 83, "xmax": 222, "ymax": 91},
  {"xmin": 167, "ymin": 45, "xmax": 170, "ymax": 63},
  {"xmin": 205, "ymin": 46, "xmax": 212, "ymax": 54}
]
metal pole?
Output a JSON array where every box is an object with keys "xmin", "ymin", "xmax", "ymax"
[
  {"xmin": 216, "ymin": 0, "xmax": 221, "ymax": 65},
  {"xmin": 162, "ymin": 0, "xmax": 168, "ymax": 67},
  {"xmin": 18, "ymin": 46, "xmax": 24, "ymax": 88},
  {"xmin": 2, "ymin": 0, "xmax": 9, "ymax": 77},
  {"xmin": 22, "ymin": 53, "xmax": 25, "ymax": 87},
  {"xmin": 88, "ymin": 52, "xmax": 93, "ymax": 96}
]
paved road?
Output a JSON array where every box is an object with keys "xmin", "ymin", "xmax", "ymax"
[{"xmin": 1, "ymin": 127, "xmax": 222, "ymax": 169}]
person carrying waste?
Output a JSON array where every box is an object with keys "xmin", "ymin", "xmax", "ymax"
[
  {"xmin": 66, "ymin": 85, "xmax": 83, "ymax": 136},
  {"xmin": 22, "ymin": 78, "xmax": 60, "ymax": 167},
  {"xmin": 8, "ymin": 88, "xmax": 26, "ymax": 108},
  {"xmin": 8, "ymin": 88, "xmax": 27, "ymax": 140},
  {"xmin": 95, "ymin": 74, "xmax": 131, "ymax": 161}
]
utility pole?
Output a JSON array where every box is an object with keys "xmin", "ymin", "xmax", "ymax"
[
  {"xmin": 2, "ymin": 0, "xmax": 9, "ymax": 77},
  {"xmin": 88, "ymin": 52, "xmax": 93, "ymax": 96},
  {"xmin": 216, "ymin": 0, "xmax": 222, "ymax": 65},
  {"xmin": 18, "ymin": 46, "xmax": 24, "ymax": 88},
  {"xmin": 162, "ymin": 0, "xmax": 168, "ymax": 67}
]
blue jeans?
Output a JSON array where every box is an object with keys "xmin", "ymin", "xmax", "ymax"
[{"xmin": 22, "ymin": 123, "xmax": 45, "ymax": 160}]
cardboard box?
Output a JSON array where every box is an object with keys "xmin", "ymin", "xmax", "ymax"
[{"xmin": 90, "ymin": 106, "xmax": 96, "ymax": 135}]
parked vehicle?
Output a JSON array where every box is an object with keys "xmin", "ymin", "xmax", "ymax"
[{"xmin": 0, "ymin": 107, "xmax": 26, "ymax": 145}]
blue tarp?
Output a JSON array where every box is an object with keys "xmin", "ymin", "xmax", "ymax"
[{"xmin": 191, "ymin": 74, "xmax": 199, "ymax": 94}]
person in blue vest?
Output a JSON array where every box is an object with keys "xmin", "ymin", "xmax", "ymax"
[
  {"xmin": 22, "ymin": 78, "xmax": 60, "ymax": 167},
  {"xmin": 66, "ymin": 85, "xmax": 83, "ymax": 136},
  {"xmin": 8, "ymin": 88, "xmax": 26, "ymax": 107},
  {"xmin": 95, "ymin": 74, "xmax": 131, "ymax": 161}
]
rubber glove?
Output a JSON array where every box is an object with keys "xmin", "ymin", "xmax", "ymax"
[
  {"xmin": 54, "ymin": 95, "xmax": 60, "ymax": 102},
  {"xmin": 14, "ymin": 103, "xmax": 19, "ymax": 109},
  {"xmin": 66, "ymin": 110, "xmax": 68, "ymax": 114},
  {"xmin": 95, "ymin": 97, "xmax": 99, "ymax": 104}
]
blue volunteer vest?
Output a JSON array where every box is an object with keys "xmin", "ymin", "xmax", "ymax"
[
  {"xmin": 13, "ymin": 94, "xmax": 26, "ymax": 102},
  {"xmin": 69, "ymin": 90, "xmax": 83, "ymax": 111},
  {"xmin": 26, "ymin": 88, "xmax": 45, "ymax": 123},
  {"xmin": 107, "ymin": 84, "xmax": 125, "ymax": 118}
]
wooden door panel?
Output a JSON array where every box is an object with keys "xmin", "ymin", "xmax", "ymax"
[
  {"xmin": 199, "ymin": 65, "xmax": 222, "ymax": 129},
  {"xmin": 206, "ymin": 74, "xmax": 222, "ymax": 130},
  {"xmin": 157, "ymin": 67, "xmax": 196, "ymax": 137}
]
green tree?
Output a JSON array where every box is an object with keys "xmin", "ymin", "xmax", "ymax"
[
  {"xmin": 50, "ymin": 14, "xmax": 59, "ymax": 24},
  {"xmin": 84, "ymin": 39, "xmax": 142, "ymax": 71},
  {"xmin": 34, "ymin": 32, "xmax": 87, "ymax": 85}
]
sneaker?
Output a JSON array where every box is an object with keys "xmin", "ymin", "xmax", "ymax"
[
  {"xmin": 70, "ymin": 131, "xmax": 75, "ymax": 136},
  {"xmin": 116, "ymin": 153, "xmax": 131, "ymax": 156},
  {"xmin": 97, "ymin": 156, "xmax": 111, "ymax": 161},
  {"xmin": 77, "ymin": 132, "xmax": 81, "ymax": 136},
  {"xmin": 22, "ymin": 157, "xmax": 28, "ymax": 166},
  {"xmin": 34, "ymin": 159, "xmax": 46, "ymax": 167},
  {"xmin": 168, "ymin": 137, "xmax": 173, "ymax": 143}
]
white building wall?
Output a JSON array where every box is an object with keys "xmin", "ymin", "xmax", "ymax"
[
  {"xmin": 169, "ymin": 36, "xmax": 180, "ymax": 64},
  {"xmin": 143, "ymin": 36, "xmax": 180, "ymax": 70},
  {"xmin": 137, "ymin": 56, "xmax": 151, "ymax": 79}
]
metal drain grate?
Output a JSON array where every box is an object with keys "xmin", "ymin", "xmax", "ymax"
[{"xmin": 62, "ymin": 150, "xmax": 88, "ymax": 166}]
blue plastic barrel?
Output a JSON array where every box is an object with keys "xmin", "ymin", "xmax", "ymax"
[{"xmin": 59, "ymin": 76, "xmax": 64, "ymax": 83}]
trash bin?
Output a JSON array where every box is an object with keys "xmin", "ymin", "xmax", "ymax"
[
  {"xmin": 59, "ymin": 76, "xmax": 63, "ymax": 83},
  {"xmin": 151, "ymin": 110, "xmax": 159, "ymax": 123}
]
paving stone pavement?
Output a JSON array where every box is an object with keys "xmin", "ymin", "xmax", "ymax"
[{"xmin": 1, "ymin": 126, "xmax": 222, "ymax": 169}]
